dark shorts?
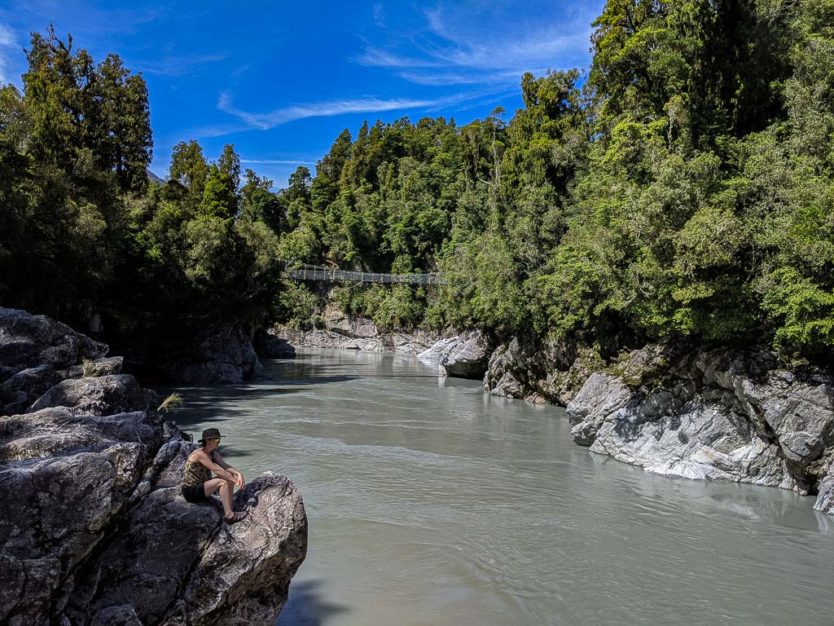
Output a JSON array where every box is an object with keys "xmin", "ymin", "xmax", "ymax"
[{"xmin": 182, "ymin": 483, "xmax": 208, "ymax": 503}]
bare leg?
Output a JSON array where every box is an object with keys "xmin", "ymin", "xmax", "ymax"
[
  {"xmin": 203, "ymin": 478, "xmax": 234, "ymax": 518},
  {"xmin": 218, "ymin": 480, "xmax": 234, "ymax": 518}
]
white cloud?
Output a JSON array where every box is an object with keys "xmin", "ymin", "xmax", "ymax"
[
  {"xmin": 0, "ymin": 23, "xmax": 14, "ymax": 47},
  {"xmin": 241, "ymin": 158, "xmax": 316, "ymax": 165},
  {"xmin": 0, "ymin": 23, "xmax": 16, "ymax": 84},
  {"xmin": 136, "ymin": 53, "xmax": 228, "ymax": 77},
  {"xmin": 217, "ymin": 91, "xmax": 486, "ymax": 131},
  {"xmin": 358, "ymin": 1, "xmax": 600, "ymax": 86}
]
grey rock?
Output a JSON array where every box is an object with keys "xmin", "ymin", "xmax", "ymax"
[
  {"xmin": 66, "ymin": 475, "xmax": 306, "ymax": 626},
  {"xmin": 1, "ymin": 364, "xmax": 61, "ymax": 414},
  {"xmin": 438, "ymin": 330, "xmax": 492, "ymax": 379},
  {"xmin": 254, "ymin": 329, "xmax": 296, "ymax": 358},
  {"xmin": 566, "ymin": 373, "xmax": 632, "ymax": 446},
  {"xmin": 417, "ymin": 336, "xmax": 460, "ymax": 363},
  {"xmin": 814, "ymin": 462, "xmax": 834, "ymax": 516},
  {"xmin": 0, "ymin": 307, "xmax": 108, "ymax": 373},
  {"xmin": 0, "ymin": 308, "xmax": 110, "ymax": 415},
  {"xmin": 64, "ymin": 356, "xmax": 124, "ymax": 379},
  {"xmin": 28, "ymin": 374, "xmax": 157, "ymax": 416},
  {"xmin": 483, "ymin": 336, "xmax": 595, "ymax": 406},
  {"xmin": 69, "ymin": 486, "xmax": 221, "ymax": 625},
  {"xmin": 567, "ymin": 345, "xmax": 834, "ymax": 498},
  {"xmin": 164, "ymin": 325, "xmax": 262, "ymax": 384},
  {"xmin": 758, "ymin": 378, "xmax": 834, "ymax": 469},
  {"xmin": 275, "ymin": 318, "xmax": 442, "ymax": 356},
  {"xmin": 179, "ymin": 473, "xmax": 307, "ymax": 625},
  {"xmin": 589, "ymin": 399, "xmax": 796, "ymax": 489},
  {"xmin": 483, "ymin": 339, "xmax": 525, "ymax": 398},
  {"xmin": 0, "ymin": 309, "xmax": 307, "ymax": 625}
]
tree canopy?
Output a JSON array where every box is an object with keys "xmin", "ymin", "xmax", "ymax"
[{"xmin": 3, "ymin": 2, "xmax": 834, "ymax": 367}]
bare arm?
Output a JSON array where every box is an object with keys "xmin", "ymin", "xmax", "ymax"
[
  {"xmin": 213, "ymin": 451, "xmax": 245, "ymax": 487},
  {"xmin": 194, "ymin": 450, "xmax": 237, "ymax": 483}
]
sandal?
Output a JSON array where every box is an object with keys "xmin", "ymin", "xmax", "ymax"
[{"xmin": 224, "ymin": 511, "xmax": 246, "ymax": 524}]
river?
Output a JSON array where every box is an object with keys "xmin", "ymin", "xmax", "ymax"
[{"xmin": 172, "ymin": 349, "xmax": 834, "ymax": 625}]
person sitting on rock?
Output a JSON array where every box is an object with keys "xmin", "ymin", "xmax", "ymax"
[{"xmin": 182, "ymin": 428, "xmax": 246, "ymax": 524}]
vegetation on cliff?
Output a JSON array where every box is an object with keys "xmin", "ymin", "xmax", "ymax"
[
  {"xmin": 0, "ymin": 28, "xmax": 282, "ymax": 367},
  {"xmin": 2, "ymin": 0, "xmax": 833, "ymax": 367},
  {"xmin": 278, "ymin": 0, "xmax": 834, "ymax": 364}
]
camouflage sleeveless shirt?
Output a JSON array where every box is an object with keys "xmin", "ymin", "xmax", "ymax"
[{"xmin": 182, "ymin": 450, "xmax": 217, "ymax": 486}]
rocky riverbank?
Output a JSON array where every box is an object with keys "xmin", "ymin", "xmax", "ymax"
[
  {"xmin": 279, "ymin": 321, "xmax": 834, "ymax": 515},
  {"xmin": 0, "ymin": 307, "xmax": 307, "ymax": 624},
  {"xmin": 273, "ymin": 305, "xmax": 443, "ymax": 355},
  {"xmin": 482, "ymin": 336, "xmax": 834, "ymax": 516}
]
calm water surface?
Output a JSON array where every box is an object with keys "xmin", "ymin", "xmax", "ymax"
[{"xmin": 173, "ymin": 349, "xmax": 834, "ymax": 625}]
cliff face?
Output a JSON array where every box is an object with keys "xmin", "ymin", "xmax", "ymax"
[
  {"xmin": 564, "ymin": 347, "xmax": 834, "ymax": 513},
  {"xmin": 273, "ymin": 305, "xmax": 442, "ymax": 354},
  {"xmin": 480, "ymin": 334, "xmax": 834, "ymax": 514},
  {"xmin": 0, "ymin": 308, "xmax": 307, "ymax": 625}
]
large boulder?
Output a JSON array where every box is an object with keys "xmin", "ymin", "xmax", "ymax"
[
  {"xmin": 433, "ymin": 331, "xmax": 492, "ymax": 379},
  {"xmin": 28, "ymin": 374, "xmax": 157, "ymax": 415},
  {"xmin": 0, "ymin": 307, "xmax": 109, "ymax": 414},
  {"xmin": 175, "ymin": 473, "xmax": 307, "ymax": 625},
  {"xmin": 64, "ymin": 474, "xmax": 306, "ymax": 626},
  {"xmin": 0, "ymin": 310, "xmax": 308, "ymax": 623},
  {"xmin": 589, "ymin": 396, "xmax": 796, "ymax": 489},
  {"xmin": 482, "ymin": 336, "xmax": 596, "ymax": 405},
  {"xmin": 254, "ymin": 328, "xmax": 296, "ymax": 359},
  {"xmin": 0, "ymin": 307, "xmax": 107, "ymax": 373},
  {"xmin": 0, "ymin": 407, "xmax": 165, "ymax": 625},
  {"xmin": 417, "ymin": 336, "xmax": 460, "ymax": 363},
  {"xmin": 566, "ymin": 373, "xmax": 632, "ymax": 445},
  {"xmin": 163, "ymin": 325, "xmax": 262, "ymax": 384}
]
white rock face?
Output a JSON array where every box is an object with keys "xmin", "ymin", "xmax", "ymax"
[
  {"xmin": 418, "ymin": 331, "xmax": 493, "ymax": 379},
  {"xmin": 814, "ymin": 462, "xmax": 834, "ymax": 515},
  {"xmin": 565, "ymin": 347, "xmax": 834, "ymax": 502},
  {"xmin": 566, "ymin": 373, "xmax": 632, "ymax": 446}
]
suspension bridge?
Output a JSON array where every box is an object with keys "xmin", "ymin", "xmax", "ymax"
[{"xmin": 285, "ymin": 263, "xmax": 447, "ymax": 285}]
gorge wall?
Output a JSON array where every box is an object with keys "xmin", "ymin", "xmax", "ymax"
[{"xmin": 275, "ymin": 315, "xmax": 834, "ymax": 517}]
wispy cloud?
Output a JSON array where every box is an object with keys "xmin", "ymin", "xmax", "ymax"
[
  {"xmin": 357, "ymin": 1, "xmax": 599, "ymax": 86},
  {"xmin": 136, "ymin": 52, "xmax": 227, "ymax": 76},
  {"xmin": 241, "ymin": 158, "xmax": 316, "ymax": 165},
  {"xmin": 217, "ymin": 91, "xmax": 488, "ymax": 131},
  {"xmin": 0, "ymin": 23, "xmax": 17, "ymax": 84}
]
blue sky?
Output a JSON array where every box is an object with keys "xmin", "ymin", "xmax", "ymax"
[{"xmin": 0, "ymin": 0, "xmax": 604, "ymax": 189}]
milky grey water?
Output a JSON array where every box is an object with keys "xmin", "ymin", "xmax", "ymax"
[{"xmin": 172, "ymin": 349, "xmax": 834, "ymax": 625}]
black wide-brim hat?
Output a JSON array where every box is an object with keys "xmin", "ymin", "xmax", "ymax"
[{"xmin": 198, "ymin": 428, "xmax": 221, "ymax": 444}]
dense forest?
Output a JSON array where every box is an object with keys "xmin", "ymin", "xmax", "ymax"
[
  {"xmin": 0, "ymin": 27, "xmax": 283, "ymax": 369},
  {"xmin": 1, "ymin": 0, "xmax": 833, "ymax": 370}
]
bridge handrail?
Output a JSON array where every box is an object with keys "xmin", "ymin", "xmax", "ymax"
[{"xmin": 284, "ymin": 263, "xmax": 446, "ymax": 285}]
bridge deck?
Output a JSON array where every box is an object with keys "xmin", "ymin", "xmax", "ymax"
[{"xmin": 285, "ymin": 264, "xmax": 446, "ymax": 285}]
